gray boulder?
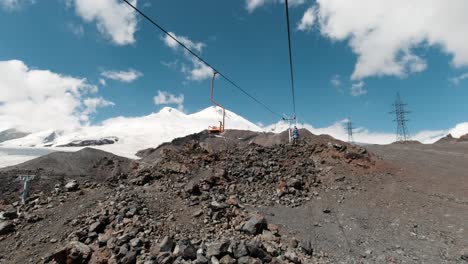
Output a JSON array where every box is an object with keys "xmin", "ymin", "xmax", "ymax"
[{"xmin": 241, "ymin": 214, "xmax": 267, "ymax": 235}]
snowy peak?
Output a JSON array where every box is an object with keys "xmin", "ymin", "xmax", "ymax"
[
  {"xmin": 0, "ymin": 106, "xmax": 263, "ymax": 158},
  {"xmin": 0, "ymin": 128, "xmax": 29, "ymax": 143}
]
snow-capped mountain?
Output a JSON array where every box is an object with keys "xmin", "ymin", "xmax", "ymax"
[{"xmin": 1, "ymin": 106, "xmax": 262, "ymax": 159}]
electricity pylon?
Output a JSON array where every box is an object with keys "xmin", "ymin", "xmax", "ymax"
[
  {"xmin": 345, "ymin": 119, "xmax": 354, "ymax": 143},
  {"xmin": 390, "ymin": 93, "xmax": 410, "ymax": 142}
]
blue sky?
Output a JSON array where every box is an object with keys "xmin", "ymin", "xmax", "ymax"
[{"xmin": 1, "ymin": 0, "xmax": 468, "ymax": 138}]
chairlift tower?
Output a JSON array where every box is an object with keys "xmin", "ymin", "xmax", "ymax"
[
  {"xmin": 18, "ymin": 174, "xmax": 35, "ymax": 204},
  {"xmin": 390, "ymin": 93, "xmax": 411, "ymax": 142},
  {"xmin": 282, "ymin": 114, "xmax": 297, "ymax": 143},
  {"xmin": 345, "ymin": 119, "xmax": 354, "ymax": 143}
]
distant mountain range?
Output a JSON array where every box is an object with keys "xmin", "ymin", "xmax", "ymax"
[
  {"xmin": 1, "ymin": 106, "xmax": 467, "ymax": 160},
  {"xmin": 434, "ymin": 133, "xmax": 468, "ymax": 144},
  {"xmin": 0, "ymin": 106, "xmax": 262, "ymax": 158},
  {"xmin": 0, "ymin": 128, "xmax": 30, "ymax": 143}
]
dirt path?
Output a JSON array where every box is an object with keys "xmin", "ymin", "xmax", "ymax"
[{"xmin": 257, "ymin": 143, "xmax": 468, "ymax": 263}]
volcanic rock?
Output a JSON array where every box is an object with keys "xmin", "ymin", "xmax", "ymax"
[
  {"xmin": 0, "ymin": 221, "xmax": 14, "ymax": 235},
  {"xmin": 241, "ymin": 214, "xmax": 267, "ymax": 235},
  {"xmin": 65, "ymin": 180, "xmax": 79, "ymax": 192}
]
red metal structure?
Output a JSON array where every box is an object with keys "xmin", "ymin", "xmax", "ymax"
[{"xmin": 208, "ymin": 72, "xmax": 225, "ymax": 134}]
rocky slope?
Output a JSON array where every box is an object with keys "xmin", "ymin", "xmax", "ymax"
[{"xmin": 0, "ymin": 130, "xmax": 382, "ymax": 263}]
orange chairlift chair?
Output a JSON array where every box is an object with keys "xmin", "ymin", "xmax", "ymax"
[{"xmin": 208, "ymin": 72, "xmax": 225, "ymax": 134}]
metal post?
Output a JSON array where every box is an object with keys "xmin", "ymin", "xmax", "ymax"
[
  {"xmin": 282, "ymin": 115, "xmax": 296, "ymax": 143},
  {"xmin": 19, "ymin": 175, "xmax": 35, "ymax": 204}
]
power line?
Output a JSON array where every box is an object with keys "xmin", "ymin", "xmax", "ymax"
[
  {"xmin": 122, "ymin": 0, "xmax": 282, "ymax": 118},
  {"xmin": 284, "ymin": 0, "xmax": 296, "ymax": 116}
]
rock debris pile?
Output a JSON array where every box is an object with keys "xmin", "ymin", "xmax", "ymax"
[{"xmin": 0, "ymin": 130, "xmax": 377, "ymax": 263}]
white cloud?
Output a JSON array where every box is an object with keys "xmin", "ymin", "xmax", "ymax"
[
  {"xmin": 330, "ymin": 74, "xmax": 341, "ymax": 87},
  {"xmin": 449, "ymin": 72, "xmax": 468, "ymax": 86},
  {"xmin": 182, "ymin": 61, "xmax": 213, "ymax": 81},
  {"xmin": 162, "ymin": 32, "xmax": 214, "ymax": 81},
  {"xmin": 70, "ymin": 0, "xmax": 138, "ymax": 45},
  {"xmin": 163, "ymin": 32, "xmax": 205, "ymax": 54},
  {"xmin": 297, "ymin": 6, "xmax": 316, "ymax": 32},
  {"xmin": 0, "ymin": 60, "xmax": 112, "ymax": 132},
  {"xmin": 246, "ymin": 0, "xmax": 305, "ymax": 13},
  {"xmin": 351, "ymin": 81, "xmax": 367, "ymax": 96},
  {"xmin": 68, "ymin": 22, "xmax": 84, "ymax": 37},
  {"xmin": 0, "ymin": 0, "xmax": 34, "ymax": 10},
  {"xmin": 81, "ymin": 97, "xmax": 114, "ymax": 121},
  {"xmin": 153, "ymin": 90, "xmax": 184, "ymax": 111},
  {"xmin": 101, "ymin": 69, "xmax": 142, "ymax": 83},
  {"xmin": 448, "ymin": 122, "xmax": 468, "ymax": 138},
  {"xmin": 314, "ymin": 0, "xmax": 468, "ymax": 80},
  {"xmin": 99, "ymin": 78, "xmax": 107, "ymax": 86}
]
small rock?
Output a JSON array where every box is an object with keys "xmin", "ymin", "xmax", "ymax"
[
  {"xmin": 185, "ymin": 182, "xmax": 202, "ymax": 196},
  {"xmin": 65, "ymin": 180, "xmax": 79, "ymax": 192},
  {"xmin": 241, "ymin": 214, "xmax": 267, "ymax": 235},
  {"xmin": 192, "ymin": 209, "xmax": 203, "ymax": 218},
  {"xmin": 210, "ymin": 256, "xmax": 220, "ymax": 264},
  {"xmin": 246, "ymin": 240, "xmax": 268, "ymax": 259},
  {"xmin": 156, "ymin": 252, "xmax": 172, "ymax": 264},
  {"xmin": 0, "ymin": 221, "xmax": 14, "ymax": 235},
  {"xmin": 0, "ymin": 208, "xmax": 17, "ymax": 220},
  {"xmin": 157, "ymin": 236, "xmax": 175, "ymax": 253},
  {"xmin": 299, "ymin": 239, "xmax": 313, "ymax": 255},
  {"xmin": 461, "ymin": 248, "xmax": 468, "ymax": 260},
  {"xmin": 196, "ymin": 254, "xmax": 209, "ymax": 264},
  {"xmin": 130, "ymin": 238, "xmax": 142, "ymax": 248},
  {"xmin": 288, "ymin": 237, "xmax": 298, "ymax": 248},
  {"xmin": 125, "ymin": 207, "xmax": 137, "ymax": 217},
  {"xmin": 66, "ymin": 241, "xmax": 92, "ymax": 263},
  {"xmin": 219, "ymin": 255, "xmax": 236, "ymax": 264},
  {"xmin": 210, "ymin": 201, "xmax": 228, "ymax": 211},
  {"xmin": 177, "ymin": 239, "xmax": 196, "ymax": 260},
  {"xmin": 206, "ymin": 240, "xmax": 230, "ymax": 257},
  {"xmin": 121, "ymin": 250, "xmax": 136, "ymax": 264},
  {"xmin": 89, "ymin": 221, "xmax": 105, "ymax": 233},
  {"xmin": 232, "ymin": 241, "xmax": 248, "ymax": 258},
  {"xmin": 285, "ymin": 250, "xmax": 299, "ymax": 263}
]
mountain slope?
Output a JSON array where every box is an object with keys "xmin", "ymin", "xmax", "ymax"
[
  {"xmin": 0, "ymin": 128, "xmax": 29, "ymax": 143},
  {"xmin": 1, "ymin": 106, "xmax": 262, "ymax": 158}
]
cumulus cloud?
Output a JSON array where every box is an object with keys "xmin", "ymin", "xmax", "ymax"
[
  {"xmin": 153, "ymin": 90, "xmax": 184, "ymax": 111},
  {"xmin": 0, "ymin": 60, "xmax": 112, "ymax": 132},
  {"xmin": 312, "ymin": 0, "xmax": 468, "ymax": 80},
  {"xmin": 162, "ymin": 32, "xmax": 214, "ymax": 81},
  {"xmin": 297, "ymin": 6, "xmax": 316, "ymax": 32},
  {"xmin": 350, "ymin": 81, "xmax": 367, "ymax": 96},
  {"xmin": 163, "ymin": 33, "xmax": 205, "ymax": 54},
  {"xmin": 81, "ymin": 97, "xmax": 114, "ymax": 121},
  {"xmin": 449, "ymin": 72, "xmax": 468, "ymax": 86},
  {"xmin": 0, "ymin": 0, "xmax": 34, "ymax": 10},
  {"xmin": 182, "ymin": 61, "xmax": 213, "ymax": 81},
  {"xmin": 70, "ymin": 0, "xmax": 138, "ymax": 45},
  {"xmin": 448, "ymin": 122, "xmax": 468, "ymax": 138},
  {"xmin": 101, "ymin": 69, "xmax": 142, "ymax": 83},
  {"xmin": 246, "ymin": 0, "xmax": 305, "ymax": 13}
]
